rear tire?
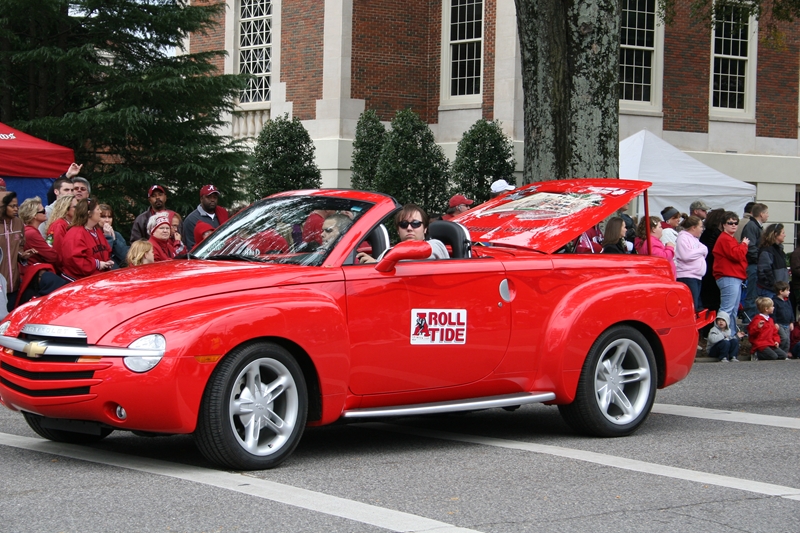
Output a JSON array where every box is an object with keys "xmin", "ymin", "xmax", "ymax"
[
  {"xmin": 23, "ymin": 412, "xmax": 113, "ymax": 444},
  {"xmin": 195, "ymin": 342, "xmax": 308, "ymax": 470},
  {"xmin": 559, "ymin": 325, "xmax": 656, "ymax": 437}
]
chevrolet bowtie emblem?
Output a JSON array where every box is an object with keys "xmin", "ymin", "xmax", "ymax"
[{"xmin": 22, "ymin": 341, "xmax": 47, "ymax": 359}]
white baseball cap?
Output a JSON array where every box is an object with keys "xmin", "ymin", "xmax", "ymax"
[{"xmin": 491, "ymin": 179, "xmax": 516, "ymax": 194}]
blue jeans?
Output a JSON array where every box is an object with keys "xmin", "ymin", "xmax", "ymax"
[
  {"xmin": 717, "ymin": 276, "xmax": 744, "ymax": 333},
  {"xmin": 743, "ymin": 264, "xmax": 758, "ymax": 323},
  {"xmin": 709, "ymin": 337, "xmax": 740, "ymax": 361},
  {"xmin": 677, "ymin": 277, "xmax": 702, "ymax": 311}
]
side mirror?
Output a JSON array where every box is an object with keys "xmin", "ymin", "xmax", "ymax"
[{"xmin": 375, "ymin": 240, "xmax": 432, "ymax": 272}]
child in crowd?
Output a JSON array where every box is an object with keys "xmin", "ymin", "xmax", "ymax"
[
  {"xmin": 126, "ymin": 240, "xmax": 155, "ymax": 267},
  {"xmin": 748, "ymin": 296, "xmax": 788, "ymax": 360},
  {"xmin": 707, "ymin": 310, "xmax": 744, "ymax": 363},
  {"xmin": 772, "ymin": 281, "xmax": 794, "ymax": 352}
]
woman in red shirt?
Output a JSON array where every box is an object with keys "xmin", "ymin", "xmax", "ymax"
[
  {"xmin": 19, "ymin": 197, "xmax": 58, "ymax": 267},
  {"xmin": 45, "ymin": 194, "xmax": 77, "ymax": 264},
  {"xmin": 712, "ymin": 211, "xmax": 750, "ymax": 331},
  {"xmin": 147, "ymin": 213, "xmax": 176, "ymax": 262},
  {"xmin": 60, "ymin": 199, "xmax": 114, "ymax": 281}
]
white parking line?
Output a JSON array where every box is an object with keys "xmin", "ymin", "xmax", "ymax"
[
  {"xmin": 652, "ymin": 403, "xmax": 800, "ymax": 429},
  {"xmin": 361, "ymin": 423, "xmax": 800, "ymax": 502},
  {"xmin": 0, "ymin": 432, "xmax": 482, "ymax": 533}
]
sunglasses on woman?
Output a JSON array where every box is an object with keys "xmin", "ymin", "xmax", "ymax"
[{"xmin": 398, "ymin": 220, "xmax": 423, "ymax": 229}]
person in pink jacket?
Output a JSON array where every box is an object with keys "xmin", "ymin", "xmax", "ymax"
[
  {"xmin": 635, "ymin": 216, "xmax": 676, "ymax": 278},
  {"xmin": 675, "ymin": 216, "xmax": 708, "ymax": 310}
]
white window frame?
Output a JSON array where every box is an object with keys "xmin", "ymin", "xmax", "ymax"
[
  {"xmin": 237, "ymin": 0, "xmax": 273, "ymax": 108},
  {"xmin": 619, "ymin": 0, "xmax": 664, "ymax": 116},
  {"xmin": 440, "ymin": 0, "xmax": 484, "ymax": 109},
  {"xmin": 709, "ymin": 6, "xmax": 757, "ymax": 121}
]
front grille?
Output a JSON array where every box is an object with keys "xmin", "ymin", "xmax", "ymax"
[
  {"xmin": 1, "ymin": 329, "xmax": 96, "ymax": 397},
  {"xmin": 20, "ymin": 332, "xmax": 88, "ymax": 347},
  {"xmin": 10, "ymin": 351, "xmax": 80, "ymax": 363},
  {"xmin": 11, "ymin": 330, "xmax": 86, "ymax": 362},
  {"xmin": 1, "ymin": 362, "xmax": 94, "ymax": 380},
  {"xmin": 0, "ymin": 376, "xmax": 90, "ymax": 397}
]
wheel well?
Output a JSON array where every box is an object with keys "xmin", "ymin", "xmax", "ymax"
[
  {"xmin": 228, "ymin": 337, "xmax": 323, "ymax": 422},
  {"xmin": 620, "ymin": 321, "xmax": 666, "ymax": 388}
]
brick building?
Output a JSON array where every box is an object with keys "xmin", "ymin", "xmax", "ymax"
[{"xmin": 191, "ymin": 0, "xmax": 800, "ymax": 239}]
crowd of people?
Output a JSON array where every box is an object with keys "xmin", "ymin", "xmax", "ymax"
[
  {"xmin": 589, "ymin": 197, "xmax": 800, "ymax": 362},
  {"xmin": 0, "ymin": 163, "xmax": 231, "ymax": 314}
]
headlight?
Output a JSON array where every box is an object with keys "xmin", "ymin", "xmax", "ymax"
[
  {"xmin": 0, "ymin": 321, "xmax": 10, "ymax": 336},
  {"xmin": 124, "ymin": 334, "xmax": 166, "ymax": 372}
]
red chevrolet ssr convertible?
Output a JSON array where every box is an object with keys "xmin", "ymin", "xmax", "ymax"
[{"xmin": 0, "ymin": 179, "xmax": 701, "ymax": 469}]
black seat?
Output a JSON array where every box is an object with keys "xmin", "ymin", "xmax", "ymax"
[
  {"xmin": 428, "ymin": 220, "xmax": 471, "ymax": 259},
  {"xmin": 347, "ymin": 223, "xmax": 390, "ymax": 265}
]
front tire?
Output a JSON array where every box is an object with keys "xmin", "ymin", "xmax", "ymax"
[
  {"xmin": 195, "ymin": 342, "xmax": 308, "ymax": 470},
  {"xmin": 559, "ymin": 325, "xmax": 656, "ymax": 437}
]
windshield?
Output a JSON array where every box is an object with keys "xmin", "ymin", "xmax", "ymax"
[{"xmin": 192, "ymin": 195, "xmax": 374, "ymax": 266}]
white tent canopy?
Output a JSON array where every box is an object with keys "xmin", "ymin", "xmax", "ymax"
[{"xmin": 619, "ymin": 129, "xmax": 756, "ymax": 218}]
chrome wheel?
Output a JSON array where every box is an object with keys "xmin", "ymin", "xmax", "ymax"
[
  {"xmin": 196, "ymin": 342, "xmax": 307, "ymax": 470},
  {"xmin": 559, "ymin": 326, "xmax": 656, "ymax": 437},
  {"xmin": 229, "ymin": 357, "xmax": 300, "ymax": 456},
  {"xmin": 593, "ymin": 338, "xmax": 651, "ymax": 425}
]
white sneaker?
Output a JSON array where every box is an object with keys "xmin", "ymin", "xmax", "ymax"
[
  {"xmin": 720, "ymin": 358, "xmax": 729, "ymax": 363},
  {"xmin": 731, "ymin": 357, "xmax": 739, "ymax": 362}
]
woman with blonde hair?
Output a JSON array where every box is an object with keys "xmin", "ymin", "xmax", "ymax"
[
  {"xmin": 126, "ymin": 240, "xmax": 155, "ymax": 267},
  {"xmin": 19, "ymin": 197, "xmax": 58, "ymax": 267},
  {"xmin": 45, "ymin": 194, "xmax": 77, "ymax": 259}
]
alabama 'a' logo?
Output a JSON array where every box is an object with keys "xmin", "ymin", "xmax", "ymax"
[{"xmin": 413, "ymin": 313, "xmax": 429, "ymax": 336}]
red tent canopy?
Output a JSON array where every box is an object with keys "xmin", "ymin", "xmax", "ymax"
[{"xmin": 0, "ymin": 122, "xmax": 74, "ymax": 178}]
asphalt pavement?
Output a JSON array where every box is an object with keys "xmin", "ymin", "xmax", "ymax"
[{"xmin": 1, "ymin": 361, "xmax": 799, "ymax": 532}]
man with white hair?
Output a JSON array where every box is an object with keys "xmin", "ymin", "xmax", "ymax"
[{"xmin": 71, "ymin": 177, "xmax": 90, "ymax": 200}]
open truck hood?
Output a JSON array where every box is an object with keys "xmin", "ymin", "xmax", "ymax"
[{"xmin": 458, "ymin": 179, "xmax": 651, "ymax": 253}]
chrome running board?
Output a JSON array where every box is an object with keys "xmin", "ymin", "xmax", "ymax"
[{"xmin": 342, "ymin": 391, "xmax": 556, "ymax": 419}]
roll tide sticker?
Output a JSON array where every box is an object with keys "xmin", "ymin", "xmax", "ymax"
[{"xmin": 411, "ymin": 309, "xmax": 467, "ymax": 344}]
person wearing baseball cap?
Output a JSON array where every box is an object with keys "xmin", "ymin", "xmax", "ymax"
[
  {"xmin": 442, "ymin": 194, "xmax": 474, "ymax": 221},
  {"xmin": 130, "ymin": 184, "xmax": 172, "ymax": 242},
  {"xmin": 147, "ymin": 213, "xmax": 177, "ymax": 262},
  {"xmin": 689, "ymin": 200, "xmax": 711, "ymax": 221},
  {"xmin": 182, "ymin": 184, "xmax": 230, "ymax": 250},
  {"xmin": 490, "ymin": 179, "xmax": 516, "ymax": 198}
]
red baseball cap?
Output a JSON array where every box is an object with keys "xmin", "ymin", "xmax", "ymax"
[
  {"xmin": 200, "ymin": 184, "xmax": 221, "ymax": 197},
  {"xmin": 448, "ymin": 194, "xmax": 474, "ymax": 209},
  {"xmin": 148, "ymin": 185, "xmax": 165, "ymax": 197}
]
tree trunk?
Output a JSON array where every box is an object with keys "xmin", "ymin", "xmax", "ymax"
[{"xmin": 514, "ymin": 0, "xmax": 619, "ymax": 182}]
